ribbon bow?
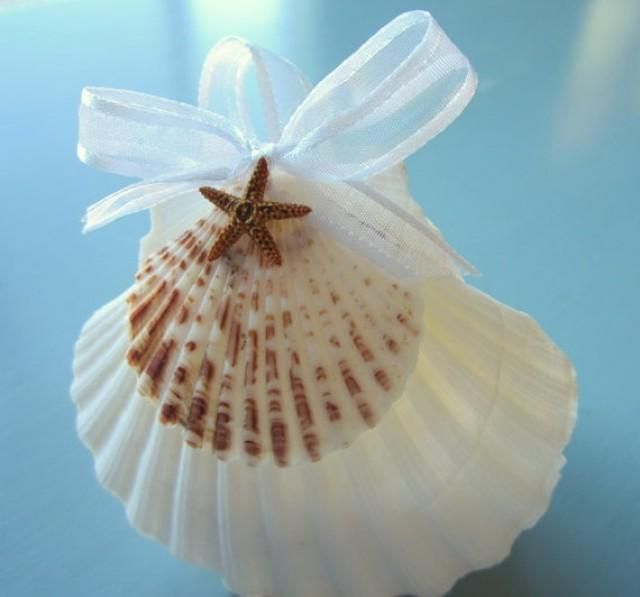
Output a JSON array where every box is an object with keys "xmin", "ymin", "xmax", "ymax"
[{"xmin": 78, "ymin": 11, "xmax": 477, "ymax": 278}]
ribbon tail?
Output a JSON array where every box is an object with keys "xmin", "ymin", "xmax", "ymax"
[
  {"xmin": 83, "ymin": 181, "xmax": 199, "ymax": 233},
  {"xmin": 348, "ymin": 180, "xmax": 478, "ymax": 276},
  {"xmin": 287, "ymin": 175, "xmax": 476, "ymax": 279}
]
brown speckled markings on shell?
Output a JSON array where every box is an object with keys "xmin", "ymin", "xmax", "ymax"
[
  {"xmin": 262, "ymin": 272, "xmax": 289, "ymax": 466},
  {"xmin": 125, "ymin": 182, "xmax": 423, "ymax": 467}
]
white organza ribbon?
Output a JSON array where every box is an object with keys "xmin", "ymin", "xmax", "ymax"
[{"xmin": 78, "ymin": 11, "xmax": 477, "ymax": 278}]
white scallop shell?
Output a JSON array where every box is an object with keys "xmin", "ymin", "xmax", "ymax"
[
  {"xmin": 71, "ymin": 167, "xmax": 577, "ymax": 597},
  {"xmin": 125, "ymin": 174, "xmax": 423, "ymax": 466}
]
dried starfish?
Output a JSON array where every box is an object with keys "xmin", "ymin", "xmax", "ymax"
[{"xmin": 199, "ymin": 157, "xmax": 311, "ymax": 266}]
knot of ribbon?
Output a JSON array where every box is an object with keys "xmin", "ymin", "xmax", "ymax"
[{"xmin": 78, "ymin": 11, "xmax": 478, "ymax": 278}]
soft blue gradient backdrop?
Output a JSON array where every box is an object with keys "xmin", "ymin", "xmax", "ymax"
[{"xmin": 1, "ymin": 1, "xmax": 638, "ymax": 595}]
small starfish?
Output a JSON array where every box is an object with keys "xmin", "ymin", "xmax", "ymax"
[{"xmin": 199, "ymin": 157, "xmax": 311, "ymax": 266}]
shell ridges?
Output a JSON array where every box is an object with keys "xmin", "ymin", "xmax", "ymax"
[{"xmin": 125, "ymin": 200, "xmax": 423, "ymax": 467}]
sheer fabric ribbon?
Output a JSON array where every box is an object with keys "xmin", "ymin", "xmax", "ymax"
[{"xmin": 78, "ymin": 11, "xmax": 477, "ymax": 278}]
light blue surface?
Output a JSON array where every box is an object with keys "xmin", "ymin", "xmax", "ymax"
[{"xmin": 1, "ymin": 1, "xmax": 638, "ymax": 595}]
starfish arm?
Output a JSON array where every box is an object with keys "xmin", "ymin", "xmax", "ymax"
[
  {"xmin": 243, "ymin": 156, "xmax": 269, "ymax": 202},
  {"xmin": 199, "ymin": 187, "xmax": 237, "ymax": 214},
  {"xmin": 208, "ymin": 221, "xmax": 245, "ymax": 261},
  {"xmin": 247, "ymin": 224, "xmax": 282, "ymax": 266},
  {"xmin": 258, "ymin": 201, "xmax": 312, "ymax": 221}
]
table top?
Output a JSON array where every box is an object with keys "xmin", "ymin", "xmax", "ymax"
[{"xmin": 1, "ymin": 1, "xmax": 638, "ymax": 596}]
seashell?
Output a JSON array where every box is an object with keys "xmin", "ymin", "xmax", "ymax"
[
  {"xmin": 71, "ymin": 166, "xmax": 577, "ymax": 597},
  {"xmin": 123, "ymin": 164, "xmax": 423, "ymax": 467}
]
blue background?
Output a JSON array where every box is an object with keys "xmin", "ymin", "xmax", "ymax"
[{"xmin": 1, "ymin": 1, "xmax": 638, "ymax": 595}]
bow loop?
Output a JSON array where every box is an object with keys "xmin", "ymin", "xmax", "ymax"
[
  {"xmin": 278, "ymin": 11, "xmax": 477, "ymax": 180},
  {"xmin": 78, "ymin": 87, "xmax": 248, "ymax": 181},
  {"xmin": 198, "ymin": 37, "xmax": 311, "ymax": 143}
]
